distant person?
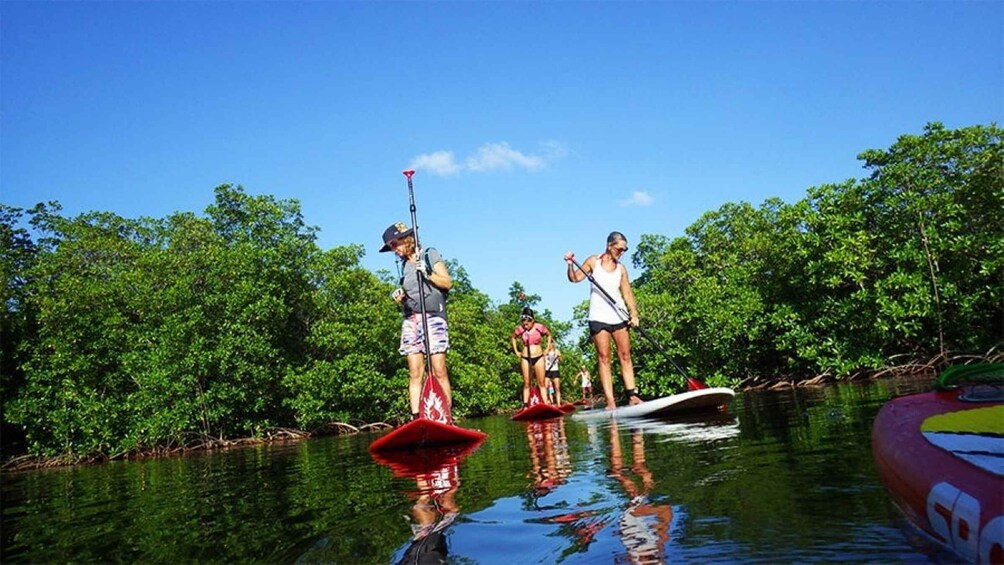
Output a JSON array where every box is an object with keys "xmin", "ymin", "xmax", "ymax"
[
  {"xmin": 381, "ymin": 222, "xmax": 452, "ymax": 420},
  {"xmin": 511, "ymin": 307, "xmax": 554, "ymax": 407},
  {"xmin": 544, "ymin": 342, "xmax": 564, "ymax": 405},
  {"xmin": 579, "ymin": 366, "xmax": 593, "ymax": 402},
  {"xmin": 564, "ymin": 231, "xmax": 642, "ymax": 410}
]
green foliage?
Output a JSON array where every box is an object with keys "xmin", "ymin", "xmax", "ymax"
[
  {"xmin": 1, "ymin": 203, "xmax": 39, "ymax": 451},
  {"xmin": 7, "ymin": 186, "xmax": 322, "ymax": 456},
  {"xmin": 631, "ymin": 122, "xmax": 1002, "ymax": 383},
  {"xmin": 444, "ymin": 282, "xmax": 515, "ymax": 414},
  {"xmin": 283, "ymin": 245, "xmax": 403, "ymax": 428}
]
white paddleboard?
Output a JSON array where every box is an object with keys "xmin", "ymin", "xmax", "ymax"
[{"xmin": 571, "ymin": 387, "xmax": 735, "ymax": 421}]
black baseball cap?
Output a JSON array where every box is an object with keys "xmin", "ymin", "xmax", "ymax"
[{"xmin": 379, "ymin": 222, "xmax": 414, "ymax": 252}]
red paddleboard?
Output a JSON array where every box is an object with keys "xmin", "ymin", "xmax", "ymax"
[
  {"xmin": 558, "ymin": 402, "xmax": 577, "ymax": 413},
  {"xmin": 512, "ymin": 388, "xmax": 565, "ymax": 421},
  {"xmin": 370, "ymin": 372, "xmax": 487, "ymax": 453},
  {"xmin": 872, "ymin": 379, "xmax": 1003, "ymax": 563},
  {"xmin": 512, "ymin": 403, "xmax": 565, "ymax": 421}
]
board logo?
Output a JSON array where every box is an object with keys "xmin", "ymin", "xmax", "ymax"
[
  {"xmin": 927, "ymin": 481, "xmax": 1003, "ymax": 563},
  {"xmin": 528, "ymin": 387, "xmax": 544, "ymax": 407},
  {"xmin": 420, "ymin": 373, "xmax": 452, "ymax": 424},
  {"xmin": 422, "ymin": 391, "xmax": 449, "ymax": 424}
]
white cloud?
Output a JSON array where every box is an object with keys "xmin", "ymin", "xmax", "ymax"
[
  {"xmin": 620, "ymin": 191, "xmax": 654, "ymax": 207},
  {"xmin": 467, "ymin": 142, "xmax": 545, "ymax": 172},
  {"xmin": 410, "ymin": 141, "xmax": 566, "ymax": 177},
  {"xmin": 409, "ymin": 151, "xmax": 461, "ymax": 176}
]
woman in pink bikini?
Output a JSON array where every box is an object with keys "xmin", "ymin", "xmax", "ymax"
[
  {"xmin": 511, "ymin": 307, "xmax": 554, "ymax": 407},
  {"xmin": 564, "ymin": 231, "xmax": 642, "ymax": 410}
]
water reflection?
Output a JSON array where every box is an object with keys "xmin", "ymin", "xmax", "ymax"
[
  {"xmin": 529, "ymin": 417, "xmax": 701, "ymax": 562},
  {"xmin": 608, "ymin": 420, "xmax": 674, "ymax": 564},
  {"xmin": 369, "ymin": 443, "xmax": 483, "ymax": 564},
  {"xmin": 627, "ymin": 412, "xmax": 741, "ymax": 445},
  {"xmin": 524, "ymin": 419, "xmax": 573, "ymax": 508},
  {"xmin": 3, "ymin": 377, "xmax": 948, "ymax": 563},
  {"xmin": 399, "ymin": 462, "xmax": 458, "ymax": 564}
]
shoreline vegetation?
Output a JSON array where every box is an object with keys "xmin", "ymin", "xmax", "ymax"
[
  {"xmin": 4, "ymin": 351, "xmax": 999, "ymax": 473},
  {"xmin": 3, "ymin": 123, "xmax": 1002, "ymax": 473}
]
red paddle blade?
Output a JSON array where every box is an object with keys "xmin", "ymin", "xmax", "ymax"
[
  {"xmin": 420, "ymin": 373, "xmax": 452, "ymax": 423},
  {"xmin": 687, "ymin": 377, "xmax": 709, "ymax": 391}
]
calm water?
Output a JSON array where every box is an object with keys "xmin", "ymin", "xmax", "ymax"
[{"xmin": 2, "ymin": 376, "xmax": 964, "ymax": 563}]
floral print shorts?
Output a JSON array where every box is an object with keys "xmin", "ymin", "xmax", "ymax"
[{"xmin": 399, "ymin": 314, "xmax": 449, "ymax": 356}]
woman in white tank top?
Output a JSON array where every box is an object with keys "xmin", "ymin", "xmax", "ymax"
[
  {"xmin": 564, "ymin": 231, "xmax": 642, "ymax": 410},
  {"xmin": 588, "ymin": 253, "xmax": 628, "ymax": 324}
]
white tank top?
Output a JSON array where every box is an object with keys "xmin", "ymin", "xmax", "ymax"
[
  {"xmin": 588, "ymin": 254, "xmax": 628, "ymax": 324},
  {"xmin": 545, "ymin": 350, "xmax": 559, "ymax": 371}
]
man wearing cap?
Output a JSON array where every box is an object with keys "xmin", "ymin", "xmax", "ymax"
[{"xmin": 380, "ymin": 222, "xmax": 453, "ymax": 420}]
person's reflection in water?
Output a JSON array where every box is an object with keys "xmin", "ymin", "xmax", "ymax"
[
  {"xmin": 398, "ymin": 462, "xmax": 460, "ymax": 565},
  {"xmin": 608, "ymin": 420, "xmax": 673, "ymax": 564},
  {"xmin": 525, "ymin": 419, "xmax": 573, "ymax": 509}
]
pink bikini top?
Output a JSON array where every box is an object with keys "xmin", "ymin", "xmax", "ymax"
[{"xmin": 514, "ymin": 322, "xmax": 549, "ymax": 345}]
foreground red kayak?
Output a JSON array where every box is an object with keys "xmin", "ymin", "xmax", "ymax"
[{"xmin": 872, "ymin": 364, "xmax": 1003, "ymax": 563}]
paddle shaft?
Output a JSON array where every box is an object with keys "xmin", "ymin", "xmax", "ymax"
[
  {"xmin": 403, "ymin": 170, "xmax": 435, "ymax": 379},
  {"xmin": 568, "ymin": 256, "xmax": 703, "ymax": 389}
]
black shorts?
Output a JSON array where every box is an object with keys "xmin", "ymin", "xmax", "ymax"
[
  {"xmin": 545, "ymin": 370, "xmax": 559, "ymax": 380},
  {"xmin": 588, "ymin": 320, "xmax": 629, "ymax": 336}
]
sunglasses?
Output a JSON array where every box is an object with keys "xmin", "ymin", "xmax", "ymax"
[{"xmin": 521, "ymin": 315, "xmax": 534, "ymax": 321}]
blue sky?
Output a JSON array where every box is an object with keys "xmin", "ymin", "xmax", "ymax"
[{"xmin": 2, "ymin": 1, "xmax": 1000, "ymax": 325}]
